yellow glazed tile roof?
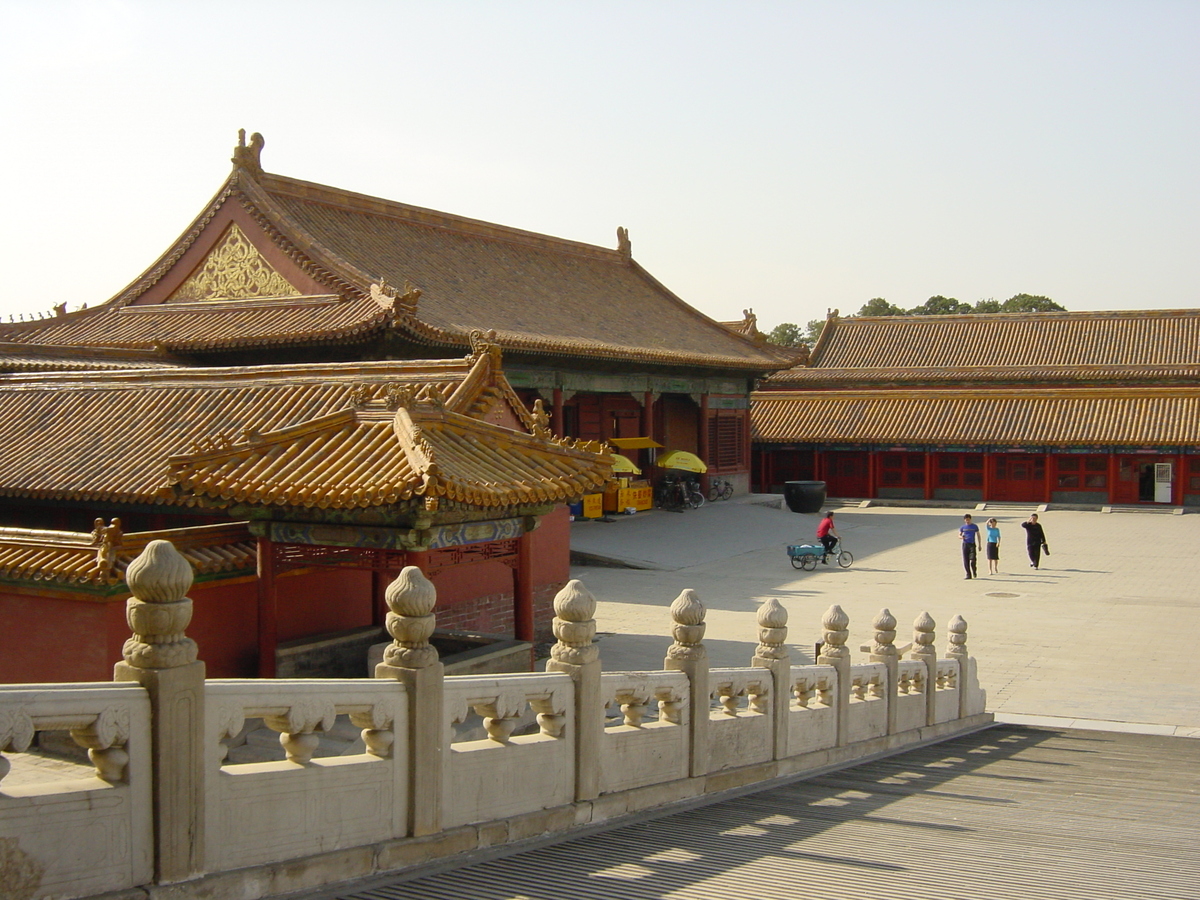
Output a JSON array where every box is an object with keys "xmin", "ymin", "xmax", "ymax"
[
  {"xmin": 167, "ymin": 402, "xmax": 607, "ymax": 511},
  {"xmin": 0, "ymin": 157, "xmax": 790, "ymax": 373},
  {"xmin": 0, "ymin": 522, "xmax": 254, "ymax": 587},
  {"xmin": 751, "ymin": 388, "xmax": 1200, "ymax": 447},
  {"xmin": 774, "ymin": 309, "xmax": 1200, "ymax": 379},
  {"xmin": 0, "ymin": 344, "xmax": 609, "ymax": 510}
]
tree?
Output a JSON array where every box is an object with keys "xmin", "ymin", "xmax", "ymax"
[
  {"xmin": 857, "ymin": 298, "xmax": 906, "ymax": 317},
  {"xmin": 805, "ymin": 318, "xmax": 825, "ymax": 343},
  {"xmin": 909, "ymin": 295, "xmax": 973, "ymax": 316},
  {"xmin": 765, "ymin": 322, "xmax": 804, "ymax": 348},
  {"xmin": 973, "ymin": 298, "xmax": 1002, "ymax": 313},
  {"xmin": 1001, "ymin": 293, "xmax": 1066, "ymax": 313}
]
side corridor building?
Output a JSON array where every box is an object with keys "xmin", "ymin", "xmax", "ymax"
[{"xmin": 752, "ymin": 309, "xmax": 1200, "ymax": 507}]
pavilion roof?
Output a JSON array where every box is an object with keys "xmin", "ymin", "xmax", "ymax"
[
  {"xmin": 0, "ymin": 343, "xmax": 610, "ymax": 512},
  {"xmin": 751, "ymin": 387, "xmax": 1200, "ymax": 447},
  {"xmin": 0, "ymin": 137, "xmax": 790, "ymax": 374}
]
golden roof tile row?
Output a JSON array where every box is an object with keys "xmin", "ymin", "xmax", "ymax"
[
  {"xmin": 0, "ymin": 522, "xmax": 255, "ymax": 587},
  {"xmin": 806, "ymin": 310, "xmax": 1200, "ymax": 373},
  {"xmin": 751, "ymin": 388, "xmax": 1200, "ymax": 447},
  {"xmin": 0, "ymin": 349, "xmax": 606, "ymax": 511}
]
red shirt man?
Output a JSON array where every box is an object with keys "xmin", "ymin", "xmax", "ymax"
[{"xmin": 816, "ymin": 512, "xmax": 838, "ymax": 562}]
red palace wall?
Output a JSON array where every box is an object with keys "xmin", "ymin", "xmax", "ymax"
[{"xmin": 0, "ymin": 507, "xmax": 573, "ymax": 683}]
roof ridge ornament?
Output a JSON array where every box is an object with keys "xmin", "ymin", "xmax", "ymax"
[
  {"xmin": 616, "ymin": 226, "xmax": 631, "ymax": 259},
  {"xmin": 530, "ymin": 399, "xmax": 552, "ymax": 441},
  {"xmin": 232, "ymin": 129, "xmax": 265, "ymax": 177},
  {"xmin": 370, "ymin": 279, "xmax": 422, "ymax": 318},
  {"xmin": 467, "ymin": 329, "xmax": 502, "ymax": 365}
]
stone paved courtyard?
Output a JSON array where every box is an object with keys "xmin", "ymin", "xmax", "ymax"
[{"xmin": 568, "ymin": 499, "xmax": 1200, "ymax": 735}]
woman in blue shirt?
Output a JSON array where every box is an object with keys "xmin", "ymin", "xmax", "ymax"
[{"xmin": 985, "ymin": 517, "xmax": 1001, "ymax": 575}]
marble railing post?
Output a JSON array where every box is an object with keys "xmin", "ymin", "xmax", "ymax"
[
  {"xmin": 751, "ymin": 598, "xmax": 789, "ymax": 760},
  {"xmin": 664, "ymin": 589, "xmax": 709, "ymax": 777},
  {"xmin": 375, "ymin": 566, "xmax": 444, "ymax": 837},
  {"xmin": 868, "ymin": 608, "xmax": 899, "ymax": 735},
  {"xmin": 816, "ymin": 605, "xmax": 851, "ymax": 746},
  {"xmin": 113, "ymin": 540, "xmax": 205, "ymax": 883},
  {"xmin": 545, "ymin": 579, "xmax": 602, "ymax": 802},
  {"xmin": 910, "ymin": 612, "xmax": 938, "ymax": 727},
  {"xmin": 948, "ymin": 615, "xmax": 970, "ymax": 719}
]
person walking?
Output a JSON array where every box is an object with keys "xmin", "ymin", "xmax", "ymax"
[
  {"xmin": 985, "ymin": 517, "xmax": 1001, "ymax": 575},
  {"xmin": 959, "ymin": 514, "xmax": 981, "ymax": 579},
  {"xmin": 1021, "ymin": 513, "xmax": 1049, "ymax": 569},
  {"xmin": 816, "ymin": 511, "xmax": 838, "ymax": 564}
]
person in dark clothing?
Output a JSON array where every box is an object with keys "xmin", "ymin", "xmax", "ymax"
[
  {"xmin": 1021, "ymin": 514, "xmax": 1049, "ymax": 568},
  {"xmin": 958, "ymin": 514, "xmax": 980, "ymax": 579}
]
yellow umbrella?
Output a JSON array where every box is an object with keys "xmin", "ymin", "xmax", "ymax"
[
  {"xmin": 609, "ymin": 454, "xmax": 642, "ymax": 475},
  {"xmin": 656, "ymin": 450, "xmax": 708, "ymax": 473}
]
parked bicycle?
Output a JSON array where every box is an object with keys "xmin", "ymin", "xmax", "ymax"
[
  {"xmin": 655, "ymin": 474, "xmax": 706, "ymax": 511},
  {"xmin": 707, "ymin": 476, "xmax": 734, "ymax": 502}
]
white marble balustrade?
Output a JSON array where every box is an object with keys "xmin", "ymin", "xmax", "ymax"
[
  {"xmin": 204, "ymin": 678, "xmax": 407, "ymax": 872},
  {"xmin": 0, "ymin": 682, "xmax": 152, "ymax": 898},
  {"xmin": 598, "ymin": 670, "xmax": 689, "ymax": 794}
]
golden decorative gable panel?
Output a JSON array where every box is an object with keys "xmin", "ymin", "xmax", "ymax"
[{"xmin": 167, "ymin": 223, "xmax": 300, "ymax": 303}]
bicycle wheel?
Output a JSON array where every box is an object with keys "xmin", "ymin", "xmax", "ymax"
[
  {"xmin": 708, "ymin": 484, "xmax": 720, "ymax": 502},
  {"xmin": 719, "ymin": 482, "xmax": 734, "ymax": 501},
  {"xmin": 837, "ymin": 550, "xmax": 854, "ymax": 568},
  {"xmin": 802, "ymin": 555, "xmax": 818, "ymax": 571},
  {"xmin": 790, "ymin": 555, "xmax": 804, "ymax": 570},
  {"xmin": 688, "ymin": 489, "xmax": 705, "ymax": 509}
]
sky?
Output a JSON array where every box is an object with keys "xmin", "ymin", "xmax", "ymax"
[{"xmin": 1, "ymin": 1, "xmax": 1197, "ymax": 333}]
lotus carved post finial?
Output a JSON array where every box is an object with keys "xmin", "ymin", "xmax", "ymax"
[
  {"xmin": 667, "ymin": 589, "xmax": 706, "ymax": 661},
  {"xmin": 755, "ymin": 597, "xmax": 788, "ymax": 660},
  {"xmin": 381, "ymin": 567, "xmax": 439, "ymax": 669},
  {"xmin": 122, "ymin": 541, "xmax": 199, "ymax": 669},
  {"xmin": 550, "ymin": 580, "xmax": 599, "ymax": 666}
]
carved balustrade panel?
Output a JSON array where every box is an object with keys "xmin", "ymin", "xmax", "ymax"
[
  {"xmin": 933, "ymin": 659, "xmax": 963, "ymax": 725},
  {"xmin": 894, "ymin": 660, "xmax": 929, "ymax": 733},
  {"xmin": 707, "ymin": 667, "xmax": 773, "ymax": 773},
  {"xmin": 787, "ymin": 664, "xmax": 838, "ymax": 756},
  {"xmin": 441, "ymin": 672, "xmax": 575, "ymax": 829},
  {"xmin": 203, "ymin": 679, "xmax": 407, "ymax": 872},
  {"xmin": 846, "ymin": 662, "xmax": 889, "ymax": 742},
  {"xmin": 0, "ymin": 683, "xmax": 153, "ymax": 898},
  {"xmin": 597, "ymin": 671, "xmax": 690, "ymax": 794}
]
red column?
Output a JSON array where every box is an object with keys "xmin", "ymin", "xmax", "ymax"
[
  {"xmin": 1043, "ymin": 453, "xmax": 1053, "ymax": 503},
  {"xmin": 924, "ymin": 453, "xmax": 934, "ymax": 500},
  {"xmin": 982, "ymin": 452, "xmax": 992, "ymax": 502},
  {"xmin": 256, "ymin": 537, "xmax": 277, "ymax": 678},
  {"xmin": 642, "ymin": 391, "xmax": 655, "ymax": 474},
  {"xmin": 552, "ymin": 388, "xmax": 564, "ymax": 438},
  {"xmin": 698, "ymin": 395, "xmax": 711, "ymax": 494},
  {"xmin": 514, "ymin": 531, "xmax": 534, "ymax": 643},
  {"xmin": 814, "ymin": 449, "xmax": 823, "ymax": 483},
  {"xmin": 1175, "ymin": 453, "xmax": 1186, "ymax": 506},
  {"xmin": 371, "ymin": 569, "xmax": 388, "ymax": 627},
  {"xmin": 866, "ymin": 450, "xmax": 877, "ymax": 499},
  {"xmin": 1107, "ymin": 453, "xmax": 1119, "ymax": 505}
]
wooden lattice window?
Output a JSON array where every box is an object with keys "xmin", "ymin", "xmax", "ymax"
[{"xmin": 708, "ymin": 412, "xmax": 747, "ymax": 471}]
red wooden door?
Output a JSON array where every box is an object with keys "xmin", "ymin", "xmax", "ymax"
[
  {"xmin": 991, "ymin": 454, "xmax": 1045, "ymax": 502},
  {"xmin": 825, "ymin": 451, "xmax": 870, "ymax": 498}
]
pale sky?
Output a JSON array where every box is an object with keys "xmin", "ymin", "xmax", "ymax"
[{"xmin": 1, "ymin": 1, "xmax": 1196, "ymax": 333}]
